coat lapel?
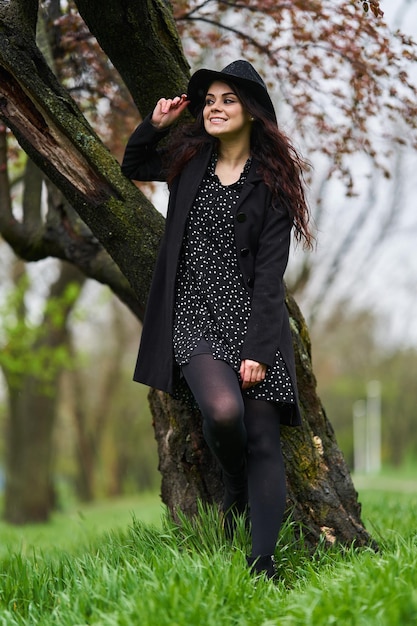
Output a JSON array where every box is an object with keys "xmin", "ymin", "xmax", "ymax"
[
  {"xmin": 174, "ymin": 147, "xmax": 212, "ymax": 226},
  {"xmin": 233, "ymin": 158, "xmax": 263, "ymax": 213}
]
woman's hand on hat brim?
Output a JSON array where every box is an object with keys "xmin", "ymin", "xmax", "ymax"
[{"xmin": 151, "ymin": 94, "xmax": 189, "ymax": 130}]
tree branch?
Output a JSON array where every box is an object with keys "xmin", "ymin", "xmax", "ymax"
[
  {"xmin": 74, "ymin": 0, "xmax": 191, "ymax": 115},
  {"xmin": 0, "ymin": 124, "xmax": 13, "ymax": 220},
  {"xmin": 22, "ymin": 158, "xmax": 43, "ymax": 229},
  {"xmin": 0, "ymin": 0, "xmax": 38, "ymax": 37},
  {"xmin": 0, "ymin": 26, "xmax": 164, "ymax": 318}
]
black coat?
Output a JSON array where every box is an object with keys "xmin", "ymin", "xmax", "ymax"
[{"xmin": 122, "ymin": 116, "xmax": 301, "ymax": 425}]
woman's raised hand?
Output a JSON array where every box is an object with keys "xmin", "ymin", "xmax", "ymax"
[{"xmin": 151, "ymin": 94, "xmax": 189, "ymax": 130}]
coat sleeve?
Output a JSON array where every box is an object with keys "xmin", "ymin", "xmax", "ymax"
[
  {"xmin": 240, "ymin": 203, "xmax": 292, "ymax": 367},
  {"xmin": 121, "ymin": 114, "xmax": 169, "ymax": 182}
]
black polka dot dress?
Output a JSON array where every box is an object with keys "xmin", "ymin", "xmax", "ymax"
[{"xmin": 173, "ymin": 152, "xmax": 295, "ymax": 406}]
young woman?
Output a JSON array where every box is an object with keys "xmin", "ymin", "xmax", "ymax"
[{"xmin": 122, "ymin": 60, "xmax": 313, "ymax": 579}]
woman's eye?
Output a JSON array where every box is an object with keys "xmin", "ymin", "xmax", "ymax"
[{"xmin": 204, "ymin": 97, "xmax": 236, "ymax": 106}]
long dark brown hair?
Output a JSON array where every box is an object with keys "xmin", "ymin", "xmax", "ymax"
[{"xmin": 165, "ymin": 81, "xmax": 314, "ymax": 250}]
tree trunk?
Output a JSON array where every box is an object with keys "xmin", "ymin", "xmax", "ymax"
[
  {"xmin": 75, "ymin": 0, "xmax": 190, "ymax": 116},
  {"xmin": 150, "ymin": 293, "xmax": 374, "ymax": 548},
  {"xmin": 0, "ymin": 0, "xmax": 188, "ymax": 319},
  {"xmin": 4, "ymin": 377, "xmax": 56, "ymax": 523},
  {"xmin": 68, "ymin": 300, "xmax": 127, "ymax": 502},
  {"xmin": 0, "ymin": 0, "xmax": 373, "ymax": 545},
  {"xmin": 3, "ymin": 259, "xmax": 85, "ymax": 523}
]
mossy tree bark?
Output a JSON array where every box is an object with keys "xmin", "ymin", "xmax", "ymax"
[
  {"xmin": 0, "ymin": 0, "xmax": 373, "ymax": 545},
  {"xmin": 150, "ymin": 294, "xmax": 372, "ymax": 548}
]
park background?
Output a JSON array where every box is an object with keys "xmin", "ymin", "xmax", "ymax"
[
  {"xmin": 0, "ymin": 1, "xmax": 417, "ymax": 623},
  {"xmin": 1, "ymin": 0, "xmax": 416, "ymax": 511}
]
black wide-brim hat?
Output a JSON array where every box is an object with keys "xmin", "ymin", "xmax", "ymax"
[{"xmin": 187, "ymin": 59, "xmax": 277, "ymax": 123}]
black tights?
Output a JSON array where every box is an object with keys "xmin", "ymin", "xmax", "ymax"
[{"xmin": 182, "ymin": 354, "xmax": 287, "ymax": 557}]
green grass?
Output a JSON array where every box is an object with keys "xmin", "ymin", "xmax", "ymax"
[
  {"xmin": 1, "ymin": 480, "xmax": 417, "ymax": 625},
  {"xmin": 0, "ymin": 492, "xmax": 163, "ymax": 559}
]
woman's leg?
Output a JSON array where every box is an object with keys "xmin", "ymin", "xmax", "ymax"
[
  {"xmin": 181, "ymin": 354, "xmax": 247, "ymax": 515},
  {"xmin": 182, "ymin": 354, "xmax": 246, "ymax": 473},
  {"xmin": 244, "ymin": 398, "xmax": 287, "ymax": 561}
]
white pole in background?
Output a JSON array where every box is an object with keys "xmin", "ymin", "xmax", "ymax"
[
  {"xmin": 366, "ymin": 380, "xmax": 382, "ymax": 474},
  {"xmin": 353, "ymin": 399, "xmax": 367, "ymax": 474}
]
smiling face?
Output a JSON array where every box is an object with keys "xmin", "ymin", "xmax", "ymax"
[{"xmin": 203, "ymin": 81, "xmax": 252, "ymax": 141}]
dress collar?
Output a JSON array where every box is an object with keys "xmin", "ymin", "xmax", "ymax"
[{"xmin": 208, "ymin": 151, "xmax": 253, "ymax": 188}]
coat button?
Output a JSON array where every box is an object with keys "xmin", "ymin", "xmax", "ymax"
[
  {"xmin": 240, "ymin": 247, "xmax": 250, "ymax": 257},
  {"xmin": 236, "ymin": 212, "xmax": 246, "ymax": 223},
  {"xmin": 247, "ymin": 277, "xmax": 254, "ymax": 288}
]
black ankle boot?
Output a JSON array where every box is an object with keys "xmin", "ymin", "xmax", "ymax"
[{"xmin": 246, "ymin": 554, "xmax": 277, "ymax": 580}]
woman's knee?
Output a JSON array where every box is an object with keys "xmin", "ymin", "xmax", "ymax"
[
  {"xmin": 202, "ymin": 395, "xmax": 244, "ymax": 431},
  {"xmin": 245, "ymin": 401, "xmax": 282, "ymax": 457}
]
